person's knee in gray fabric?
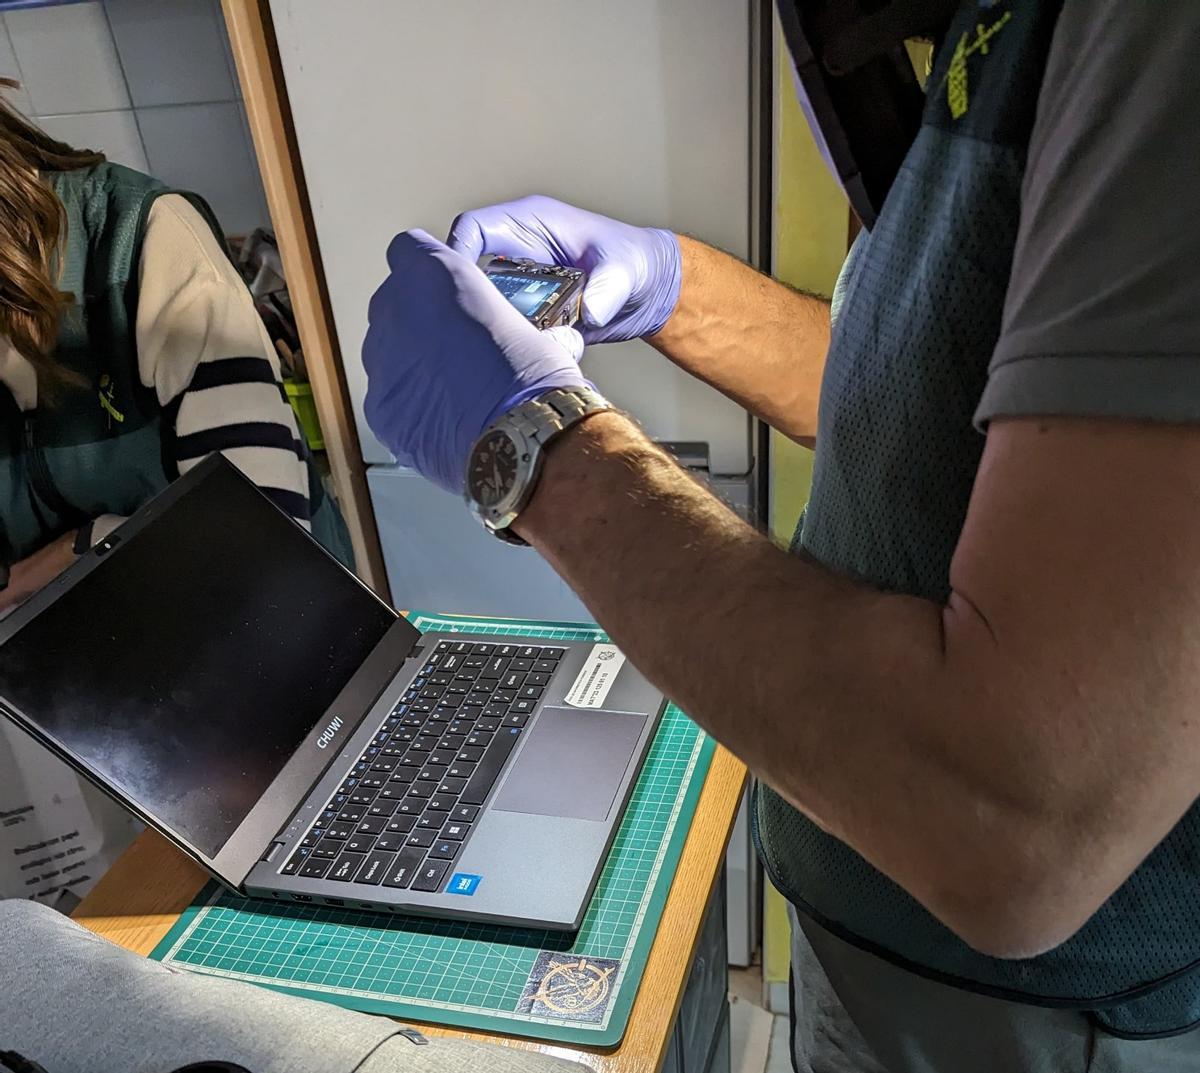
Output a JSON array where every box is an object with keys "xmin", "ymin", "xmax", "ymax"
[{"xmin": 0, "ymin": 900, "xmax": 587, "ymax": 1073}]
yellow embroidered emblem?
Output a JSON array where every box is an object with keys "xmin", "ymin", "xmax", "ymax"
[
  {"xmin": 943, "ymin": 12, "xmax": 1012, "ymax": 119},
  {"xmin": 98, "ymin": 373, "xmax": 125, "ymax": 425}
]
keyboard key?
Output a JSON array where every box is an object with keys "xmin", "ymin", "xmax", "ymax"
[
  {"xmin": 383, "ymin": 847, "xmax": 428, "ymax": 889},
  {"xmin": 407, "ymin": 782, "xmax": 434, "ymax": 799},
  {"xmin": 371, "ymin": 757, "xmax": 398, "ymax": 773},
  {"xmin": 502, "ymin": 671, "xmax": 526, "ymax": 690},
  {"xmin": 518, "ymin": 646, "xmax": 540, "ymax": 660},
  {"xmin": 427, "ymin": 750, "xmax": 454, "ymax": 767},
  {"xmin": 465, "ymin": 730, "xmax": 493, "ymax": 749},
  {"xmin": 370, "ymin": 800, "xmax": 398, "ymax": 818},
  {"xmin": 374, "ymin": 834, "xmax": 406, "ymax": 851},
  {"xmin": 481, "ymin": 704, "xmax": 509, "ymax": 720},
  {"xmin": 382, "ymin": 745, "xmax": 406, "ymax": 758},
  {"xmin": 299, "ymin": 832, "xmax": 321, "ymax": 849},
  {"xmin": 436, "ymin": 694, "xmax": 462, "ymax": 708},
  {"xmin": 412, "ymin": 860, "xmax": 450, "ymax": 892},
  {"xmin": 415, "ymin": 766, "xmax": 448, "ymax": 784},
  {"xmin": 510, "ymin": 701, "xmax": 535, "ymax": 716},
  {"xmin": 446, "ymin": 762, "xmax": 475, "ymax": 780},
  {"xmin": 425, "ymin": 795, "xmax": 455, "ymax": 812},
  {"xmin": 428, "ymin": 840, "xmax": 460, "ymax": 861},
  {"xmin": 386, "ymin": 813, "xmax": 418, "ymax": 834},
  {"xmin": 449, "ymin": 641, "xmax": 472, "ymax": 655},
  {"xmin": 539, "ymin": 647, "xmax": 566, "ymax": 660},
  {"xmin": 349, "ymin": 792, "xmax": 374, "ymax": 807},
  {"xmin": 440, "ymin": 653, "xmax": 463, "ymax": 672},
  {"xmin": 446, "ymin": 684, "xmax": 469, "ymax": 696},
  {"xmin": 356, "ymin": 850, "xmax": 395, "ymax": 886},
  {"xmin": 464, "ymin": 692, "xmax": 492, "ymax": 708},
  {"xmin": 408, "ymin": 740, "xmax": 432, "ymax": 754},
  {"xmin": 533, "ymin": 659, "xmax": 557, "ymax": 674},
  {"xmin": 325, "ymin": 822, "xmax": 354, "ymax": 840},
  {"xmin": 321, "ymin": 808, "xmax": 340, "ymax": 824},
  {"xmin": 441, "ymin": 821, "xmax": 471, "ymax": 841},
  {"xmin": 494, "ymin": 689, "xmax": 517, "ymax": 704},
  {"xmin": 463, "ymin": 655, "xmax": 486, "ymax": 670},
  {"xmin": 435, "ymin": 641, "xmax": 451, "ymax": 653},
  {"xmin": 453, "ymin": 672, "xmax": 478, "ymax": 686},
  {"xmin": 437, "ymin": 777, "xmax": 467, "ymax": 796},
  {"xmin": 525, "ymin": 672, "xmax": 550, "ymax": 687},
  {"xmin": 345, "ymin": 833, "xmax": 376, "ymax": 855},
  {"xmin": 471, "ymin": 643, "xmax": 495, "ymax": 655},
  {"xmin": 416, "ymin": 813, "xmax": 442, "ymax": 830},
  {"xmin": 357, "ymin": 816, "xmax": 387, "ymax": 835},
  {"xmin": 299, "ymin": 858, "xmax": 332, "ymax": 879},
  {"xmin": 337, "ymin": 807, "xmax": 365, "ymax": 824},
  {"xmin": 338, "ymin": 779, "xmax": 359, "ymax": 794},
  {"xmin": 406, "ymin": 829, "xmax": 436, "ymax": 848},
  {"xmin": 504, "ymin": 711, "xmax": 530, "ymax": 727},
  {"xmin": 329, "ymin": 852, "xmax": 366, "ymax": 882},
  {"xmin": 496, "ymin": 644, "xmax": 519, "ymax": 658},
  {"xmin": 379, "ymin": 785, "xmax": 409, "ymax": 800},
  {"xmin": 420, "ymin": 686, "xmax": 443, "ymax": 700},
  {"xmin": 476, "ymin": 717, "xmax": 501, "ymax": 732},
  {"xmin": 360, "ymin": 776, "xmax": 386, "ymax": 791},
  {"xmin": 388, "ymin": 769, "xmax": 417, "ymax": 785},
  {"xmin": 460, "ymin": 727, "xmax": 522, "ymax": 806},
  {"xmin": 428, "ymin": 673, "xmax": 452, "ymax": 686},
  {"xmin": 452, "ymin": 804, "xmax": 479, "ymax": 823},
  {"xmin": 519, "ymin": 686, "xmax": 543, "ymax": 701},
  {"xmin": 394, "ymin": 798, "xmax": 424, "ymax": 816},
  {"xmin": 439, "ymin": 734, "xmax": 465, "ymax": 751},
  {"xmin": 311, "ymin": 841, "xmax": 340, "ymax": 859},
  {"xmin": 478, "ymin": 656, "xmax": 508, "ymax": 679}
]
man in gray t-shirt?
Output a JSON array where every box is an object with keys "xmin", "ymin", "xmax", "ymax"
[{"xmin": 360, "ymin": 0, "xmax": 1200, "ymax": 1068}]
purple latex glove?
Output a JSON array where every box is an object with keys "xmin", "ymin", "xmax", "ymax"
[
  {"xmin": 447, "ymin": 195, "xmax": 682, "ymax": 344},
  {"xmin": 363, "ymin": 229, "xmax": 588, "ymax": 494}
]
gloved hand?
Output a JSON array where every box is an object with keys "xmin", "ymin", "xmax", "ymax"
[
  {"xmin": 363, "ymin": 229, "xmax": 588, "ymax": 494},
  {"xmin": 447, "ymin": 195, "xmax": 682, "ymax": 345}
]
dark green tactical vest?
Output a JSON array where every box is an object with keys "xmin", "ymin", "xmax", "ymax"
[
  {"xmin": 756, "ymin": 0, "xmax": 1200, "ymax": 1039},
  {"xmin": 0, "ymin": 162, "xmax": 351, "ymax": 568}
]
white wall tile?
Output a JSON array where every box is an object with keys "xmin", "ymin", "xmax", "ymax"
[
  {"xmin": 138, "ymin": 101, "xmax": 268, "ymax": 234},
  {"xmin": 37, "ymin": 110, "xmax": 148, "ymax": 172},
  {"xmin": 0, "ymin": 19, "xmax": 34, "ymax": 116},
  {"xmin": 106, "ymin": 0, "xmax": 234, "ymax": 108},
  {"xmin": 6, "ymin": 2, "xmax": 130, "ymax": 116}
]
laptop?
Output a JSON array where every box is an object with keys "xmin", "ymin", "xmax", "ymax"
[{"xmin": 0, "ymin": 455, "xmax": 665, "ymax": 930}]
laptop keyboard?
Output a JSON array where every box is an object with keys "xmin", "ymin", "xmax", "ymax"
[{"xmin": 280, "ymin": 640, "xmax": 565, "ymax": 895}]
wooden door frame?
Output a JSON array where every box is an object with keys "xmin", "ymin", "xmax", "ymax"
[{"xmin": 220, "ymin": 0, "xmax": 390, "ymax": 600}]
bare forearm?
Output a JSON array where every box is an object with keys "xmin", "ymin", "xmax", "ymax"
[
  {"xmin": 649, "ymin": 236, "xmax": 829, "ymax": 442},
  {"xmin": 515, "ymin": 413, "xmax": 1188, "ymax": 957}
]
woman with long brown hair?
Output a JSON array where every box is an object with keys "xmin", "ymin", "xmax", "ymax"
[{"xmin": 0, "ymin": 79, "xmax": 350, "ymax": 906}]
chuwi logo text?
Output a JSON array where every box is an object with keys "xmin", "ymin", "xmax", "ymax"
[{"xmin": 316, "ymin": 717, "xmax": 344, "ymax": 749}]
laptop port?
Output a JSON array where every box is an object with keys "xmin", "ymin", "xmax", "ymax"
[
  {"xmin": 292, "ymin": 894, "xmax": 313, "ymax": 902},
  {"xmin": 324, "ymin": 897, "xmax": 345, "ymax": 906}
]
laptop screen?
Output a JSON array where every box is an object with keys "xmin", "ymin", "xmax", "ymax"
[{"xmin": 0, "ymin": 460, "xmax": 397, "ymax": 858}]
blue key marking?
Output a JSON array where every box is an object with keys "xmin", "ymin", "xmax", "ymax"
[{"xmin": 446, "ymin": 873, "xmax": 481, "ymax": 896}]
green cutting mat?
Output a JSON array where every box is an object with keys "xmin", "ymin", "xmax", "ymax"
[{"xmin": 150, "ymin": 612, "xmax": 715, "ymax": 1046}]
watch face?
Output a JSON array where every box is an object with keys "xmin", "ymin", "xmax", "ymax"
[{"xmin": 467, "ymin": 429, "xmax": 520, "ymax": 508}]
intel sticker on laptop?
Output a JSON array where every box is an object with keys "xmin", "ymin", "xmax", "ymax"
[
  {"xmin": 446, "ymin": 872, "xmax": 481, "ymax": 896},
  {"xmin": 564, "ymin": 644, "xmax": 626, "ymax": 709}
]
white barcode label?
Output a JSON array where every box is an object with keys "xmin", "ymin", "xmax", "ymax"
[{"xmin": 564, "ymin": 644, "xmax": 626, "ymax": 709}]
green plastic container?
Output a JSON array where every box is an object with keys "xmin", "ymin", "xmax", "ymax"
[{"xmin": 283, "ymin": 378, "xmax": 324, "ymax": 451}]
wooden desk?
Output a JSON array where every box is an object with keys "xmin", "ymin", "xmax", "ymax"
[{"xmin": 73, "ymin": 747, "xmax": 746, "ymax": 1073}]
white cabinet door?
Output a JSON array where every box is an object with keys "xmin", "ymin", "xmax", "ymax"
[
  {"xmin": 270, "ymin": 0, "xmax": 752, "ymax": 474},
  {"xmin": 368, "ymin": 465, "xmax": 591, "ymax": 622}
]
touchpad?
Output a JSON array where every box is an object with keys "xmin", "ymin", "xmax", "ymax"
[{"xmin": 493, "ymin": 706, "xmax": 646, "ymax": 821}]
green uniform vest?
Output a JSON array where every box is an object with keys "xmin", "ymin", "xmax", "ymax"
[
  {"xmin": 756, "ymin": 0, "xmax": 1200, "ymax": 1039},
  {"xmin": 0, "ymin": 162, "xmax": 351, "ymax": 568}
]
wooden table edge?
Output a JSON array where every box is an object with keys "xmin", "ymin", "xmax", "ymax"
[{"xmin": 73, "ymin": 746, "xmax": 748, "ymax": 1073}]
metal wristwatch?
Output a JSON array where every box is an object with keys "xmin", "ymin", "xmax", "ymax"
[{"xmin": 464, "ymin": 386, "xmax": 612, "ymax": 545}]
